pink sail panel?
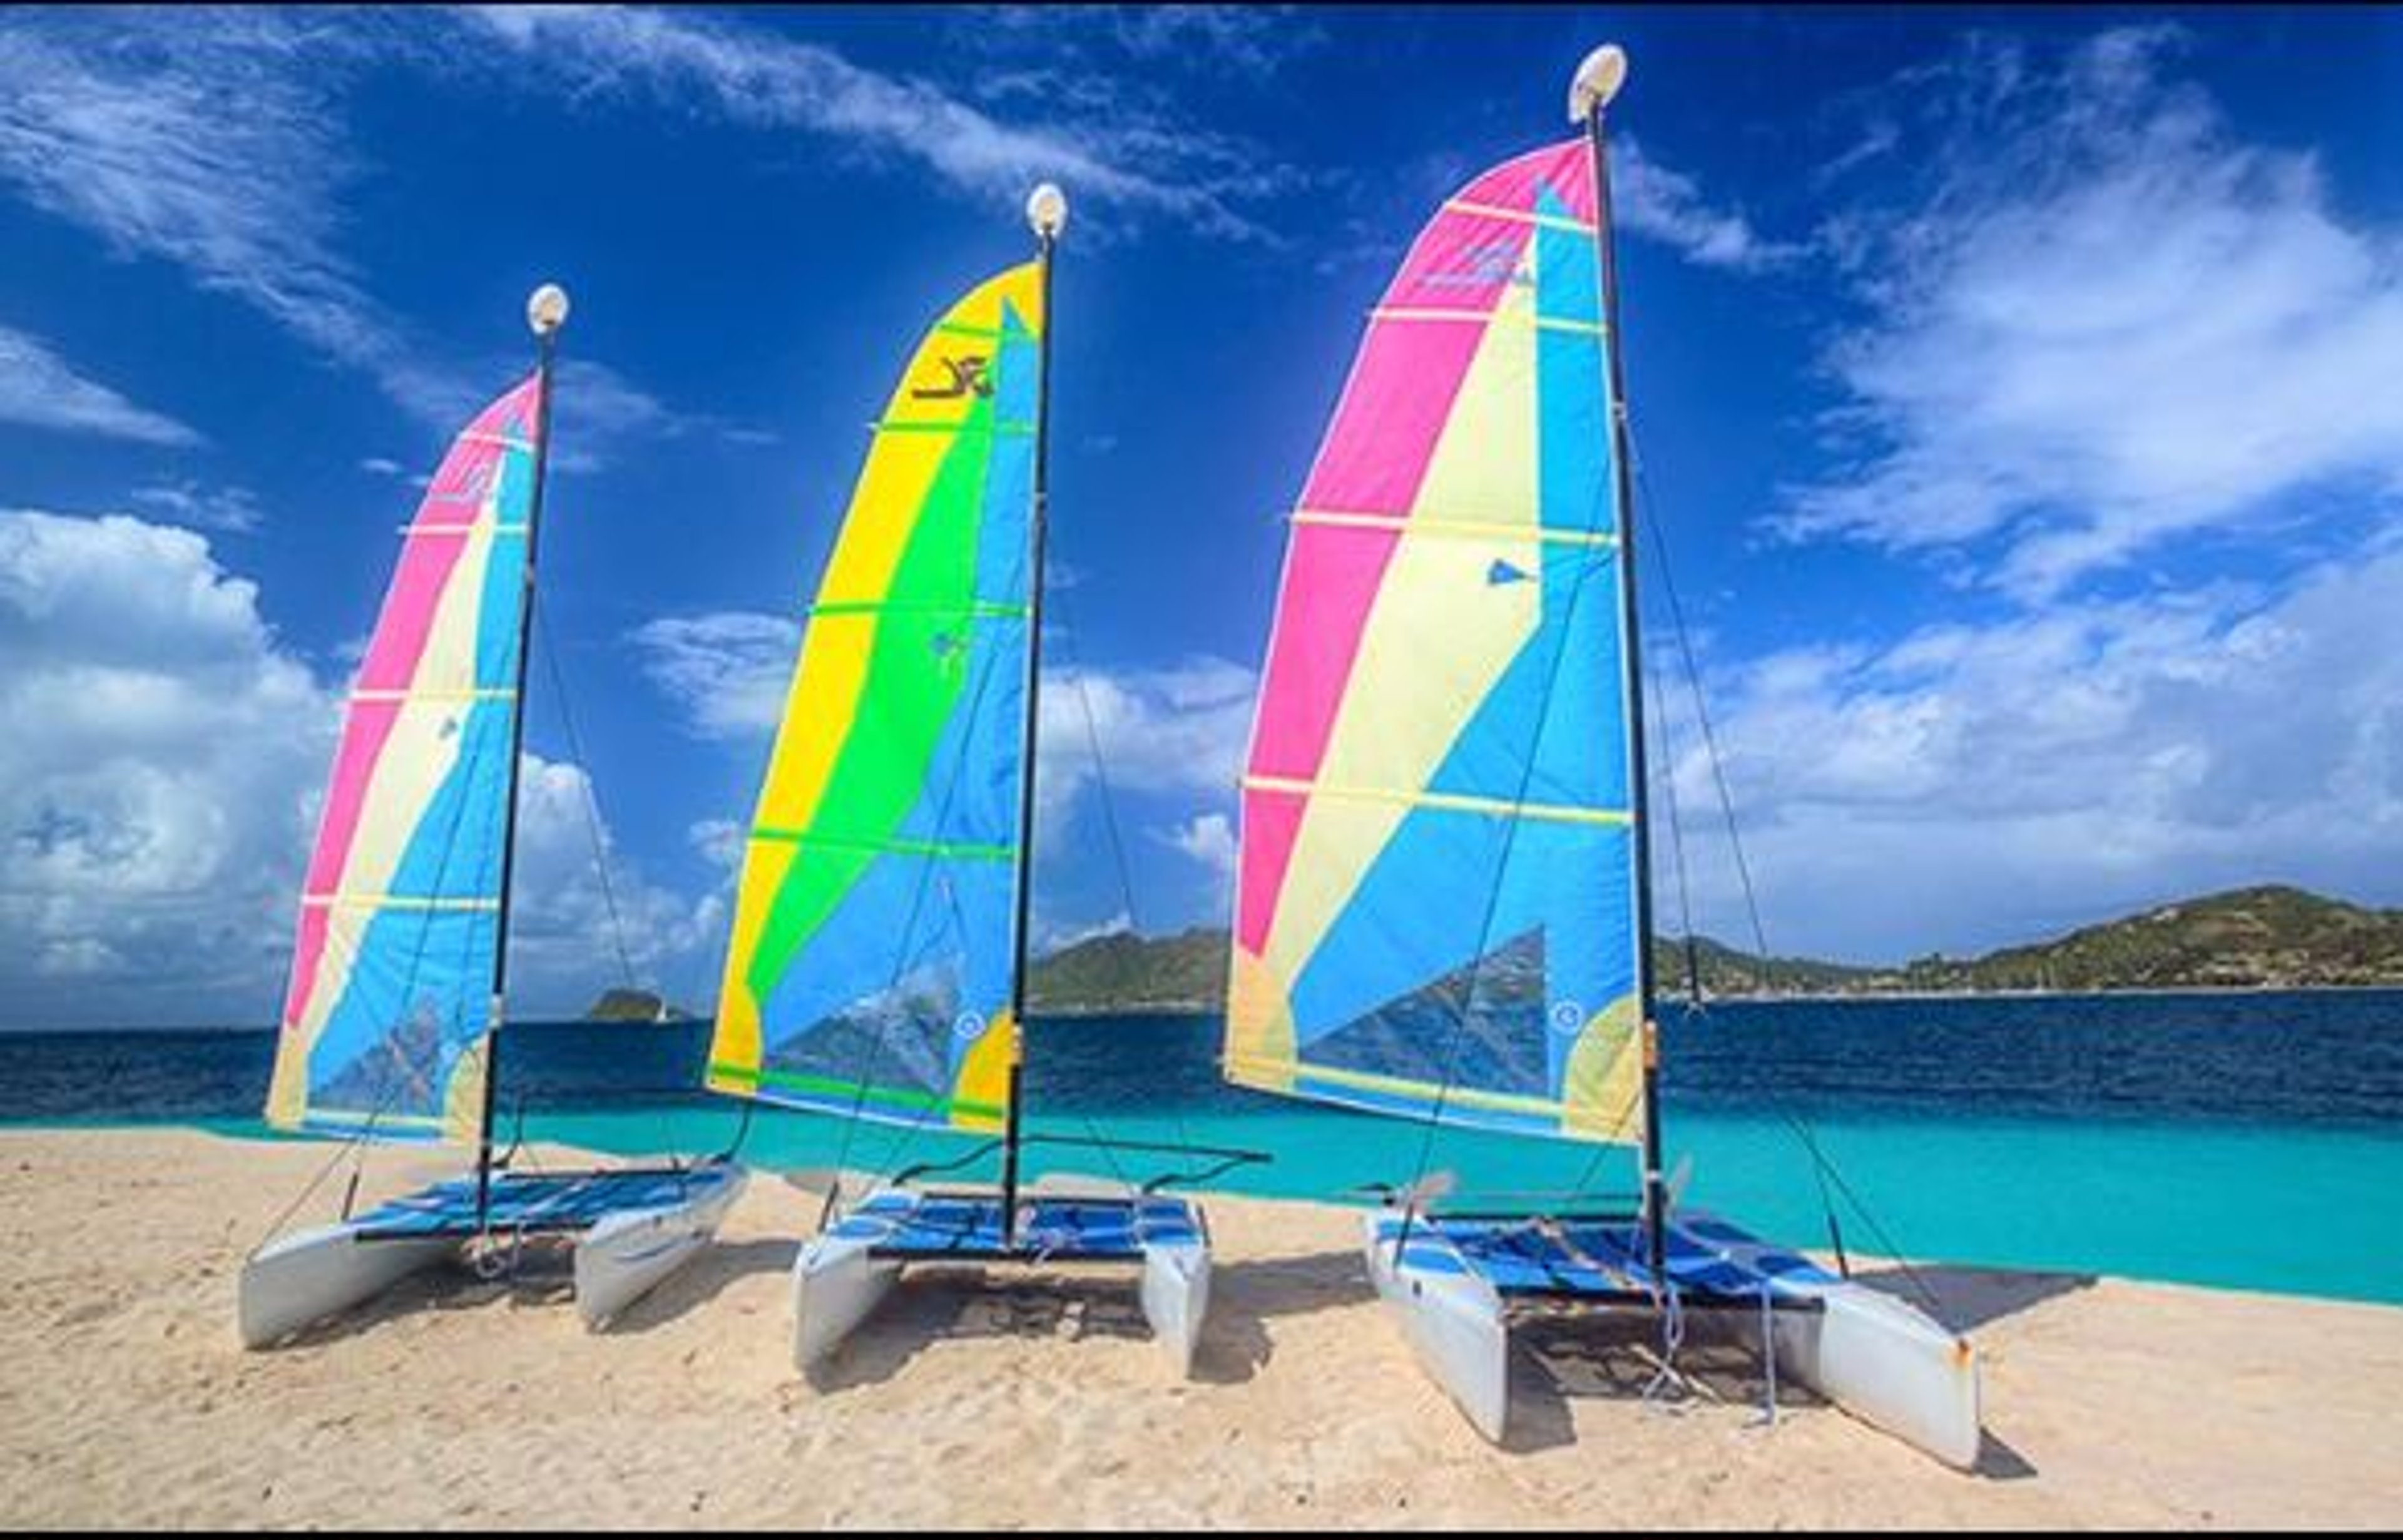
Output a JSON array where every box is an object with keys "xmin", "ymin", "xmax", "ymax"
[{"xmin": 1239, "ymin": 141, "xmax": 1591, "ymax": 953}]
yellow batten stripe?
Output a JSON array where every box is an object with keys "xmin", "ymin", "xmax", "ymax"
[
  {"xmin": 1291, "ymin": 509, "xmax": 1618, "ymax": 549},
  {"xmin": 1370, "ymin": 307, "xmax": 1606, "ymax": 338},
  {"xmin": 1242, "ymin": 775, "xmax": 1632, "ymax": 829},
  {"xmin": 349, "ymin": 687, "xmax": 516, "ymax": 703},
  {"xmin": 1443, "ymin": 198, "xmax": 1596, "ymax": 235},
  {"xmin": 301, "ymin": 894, "xmax": 502, "ymax": 911},
  {"xmin": 293, "ymin": 1107, "xmax": 447, "ymax": 1130},
  {"xmin": 457, "ymin": 431, "xmax": 533, "ymax": 452},
  {"xmin": 1225, "ymin": 1053, "xmax": 1601, "ymax": 1124}
]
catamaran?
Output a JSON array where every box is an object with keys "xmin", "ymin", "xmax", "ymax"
[
  {"xmin": 706, "ymin": 186, "xmax": 1257, "ymax": 1375},
  {"xmin": 1219, "ymin": 47, "xmax": 1984, "ymax": 1466},
  {"xmin": 239, "ymin": 285, "xmax": 747, "ymax": 1349}
]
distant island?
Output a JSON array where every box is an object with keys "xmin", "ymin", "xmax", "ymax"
[
  {"xmin": 1023, "ymin": 885, "xmax": 2403, "ymax": 1014},
  {"xmin": 583, "ymin": 987, "xmax": 692, "ymax": 1022}
]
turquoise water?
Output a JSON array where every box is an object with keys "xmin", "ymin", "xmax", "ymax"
[
  {"xmin": 9, "ymin": 994, "xmax": 2400, "ymax": 1307},
  {"xmin": 514, "ymin": 1098, "xmax": 2403, "ymax": 1307}
]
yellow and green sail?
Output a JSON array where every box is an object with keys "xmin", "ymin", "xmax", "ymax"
[{"xmin": 707, "ymin": 265, "xmax": 1043, "ymax": 1135}]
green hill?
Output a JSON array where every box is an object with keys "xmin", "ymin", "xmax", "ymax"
[
  {"xmin": 1018, "ymin": 885, "xmax": 2403, "ymax": 1012},
  {"xmin": 1025, "ymin": 927, "xmax": 1227, "ymax": 1015},
  {"xmin": 583, "ymin": 987, "xmax": 691, "ymax": 1022},
  {"xmin": 1878, "ymin": 885, "xmax": 2403, "ymax": 993}
]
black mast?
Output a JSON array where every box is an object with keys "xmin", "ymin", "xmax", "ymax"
[
  {"xmin": 1001, "ymin": 185, "xmax": 1066, "ymax": 1247},
  {"xmin": 476, "ymin": 283, "xmax": 569, "ymax": 1227},
  {"xmin": 1574, "ymin": 49, "xmax": 1668, "ymax": 1276}
]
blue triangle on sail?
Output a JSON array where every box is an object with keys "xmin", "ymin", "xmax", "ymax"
[{"xmin": 1487, "ymin": 559, "xmax": 1531, "ymax": 586}]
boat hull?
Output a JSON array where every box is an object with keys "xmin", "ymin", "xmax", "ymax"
[
  {"xmin": 574, "ymin": 1165, "xmax": 750, "ymax": 1330},
  {"xmin": 792, "ymin": 1186, "xmax": 1212, "ymax": 1375},
  {"xmin": 1362, "ymin": 1207, "xmax": 1982, "ymax": 1467},
  {"xmin": 238, "ymin": 1162, "xmax": 747, "ymax": 1347},
  {"xmin": 238, "ymin": 1224, "xmax": 460, "ymax": 1350}
]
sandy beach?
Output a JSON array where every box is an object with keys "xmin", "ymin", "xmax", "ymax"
[{"xmin": 1, "ymin": 1128, "xmax": 2397, "ymax": 1529}]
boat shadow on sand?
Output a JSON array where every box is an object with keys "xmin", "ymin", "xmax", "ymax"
[
  {"xmin": 1502, "ymin": 1263, "xmax": 2081, "ymax": 1480},
  {"xmin": 803, "ymin": 1247, "xmax": 1374, "ymax": 1392}
]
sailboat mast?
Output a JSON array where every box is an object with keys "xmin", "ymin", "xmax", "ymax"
[
  {"xmin": 476, "ymin": 282, "xmax": 570, "ymax": 1225},
  {"xmin": 1001, "ymin": 185, "xmax": 1068, "ymax": 1244},
  {"xmin": 1573, "ymin": 48, "xmax": 1668, "ymax": 1274}
]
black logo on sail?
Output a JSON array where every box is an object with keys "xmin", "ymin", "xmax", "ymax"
[{"xmin": 912, "ymin": 355, "xmax": 994, "ymax": 400}]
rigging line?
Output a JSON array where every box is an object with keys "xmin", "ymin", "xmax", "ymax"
[
  {"xmin": 1036, "ymin": 593, "xmax": 1181, "ymax": 1198},
  {"xmin": 533, "ymin": 606, "xmax": 640, "ymax": 993},
  {"xmin": 1400, "ymin": 545, "xmax": 1616, "ymax": 1216},
  {"xmin": 1624, "ymin": 412, "xmax": 1951, "ymax": 1317},
  {"xmin": 823, "ymin": 530, "xmax": 1033, "ymax": 1201},
  {"xmin": 1561, "ymin": 650, "xmax": 1698, "ymax": 1210},
  {"xmin": 530, "ymin": 602, "xmax": 689, "ymax": 1169}
]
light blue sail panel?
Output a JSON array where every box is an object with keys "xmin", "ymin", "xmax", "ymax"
[{"xmin": 1228, "ymin": 143, "xmax": 1648, "ymax": 1146}]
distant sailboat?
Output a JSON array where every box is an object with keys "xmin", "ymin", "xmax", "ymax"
[
  {"xmin": 1220, "ymin": 47, "xmax": 1983, "ymax": 1465},
  {"xmin": 707, "ymin": 186, "xmax": 1256, "ymax": 1374},
  {"xmin": 239, "ymin": 285, "xmax": 745, "ymax": 1348}
]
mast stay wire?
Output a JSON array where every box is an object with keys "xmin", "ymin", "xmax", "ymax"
[{"xmin": 1621, "ymin": 409, "xmax": 1949, "ymax": 1318}]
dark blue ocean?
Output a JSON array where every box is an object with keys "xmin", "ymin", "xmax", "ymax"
[{"xmin": 6, "ymin": 991, "xmax": 2401, "ymax": 1305}]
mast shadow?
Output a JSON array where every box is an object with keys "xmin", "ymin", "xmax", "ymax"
[
  {"xmin": 1501, "ymin": 1306, "xmax": 1815, "ymax": 1454},
  {"xmin": 1191, "ymin": 1248, "xmax": 1376, "ymax": 1385},
  {"xmin": 802, "ymin": 1266, "xmax": 1154, "ymax": 1392},
  {"xmin": 601, "ymin": 1238, "xmax": 802, "ymax": 1335},
  {"xmin": 1849, "ymin": 1262, "xmax": 2097, "ymax": 1334}
]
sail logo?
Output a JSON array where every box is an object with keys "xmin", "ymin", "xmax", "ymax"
[
  {"xmin": 952, "ymin": 1010, "xmax": 987, "ymax": 1043},
  {"xmin": 913, "ymin": 355, "xmax": 993, "ymax": 400},
  {"xmin": 1487, "ymin": 559, "xmax": 1532, "ymax": 586},
  {"xmin": 1550, "ymin": 1000, "xmax": 1586, "ymax": 1037},
  {"xmin": 1422, "ymin": 237, "xmax": 1531, "ymax": 291}
]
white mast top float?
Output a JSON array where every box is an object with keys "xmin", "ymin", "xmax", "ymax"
[
  {"xmin": 526, "ymin": 282, "xmax": 571, "ymax": 337},
  {"xmin": 1026, "ymin": 181, "xmax": 1069, "ymax": 239},
  {"xmin": 1569, "ymin": 43, "xmax": 1630, "ymax": 123}
]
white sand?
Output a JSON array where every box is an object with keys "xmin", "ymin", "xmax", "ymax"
[{"xmin": 2, "ymin": 1128, "xmax": 2398, "ymax": 1528}]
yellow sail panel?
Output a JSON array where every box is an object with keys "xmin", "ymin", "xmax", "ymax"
[{"xmin": 710, "ymin": 265, "xmax": 1041, "ymax": 1134}]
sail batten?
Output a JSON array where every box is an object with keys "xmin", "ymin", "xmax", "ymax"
[
  {"xmin": 708, "ymin": 265, "xmax": 1044, "ymax": 1137},
  {"xmin": 266, "ymin": 375, "xmax": 547, "ymax": 1144},
  {"xmin": 1225, "ymin": 139, "xmax": 1646, "ymax": 1147}
]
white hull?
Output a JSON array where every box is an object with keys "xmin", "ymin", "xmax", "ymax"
[
  {"xmin": 574, "ymin": 1165, "xmax": 751, "ymax": 1330},
  {"xmin": 1362, "ymin": 1211, "xmax": 1509, "ymax": 1441},
  {"xmin": 1770, "ymin": 1270, "xmax": 1982, "ymax": 1469},
  {"xmin": 792, "ymin": 1186, "xmax": 1213, "ymax": 1375},
  {"xmin": 1362, "ymin": 1210, "xmax": 1982, "ymax": 1468},
  {"xmin": 1139, "ymin": 1238, "xmax": 1210, "ymax": 1377},
  {"xmin": 791, "ymin": 1222, "xmax": 904, "ymax": 1370},
  {"xmin": 238, "ymin": 1225, "xmax": 460, "ymax": 1350},
  {"xmin": 240, "ymin": 1165, "xmax": 747, "ymax": 1349}
]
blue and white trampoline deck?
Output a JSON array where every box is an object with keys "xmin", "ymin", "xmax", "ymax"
[
  {"xmin": 1364, "ymin": 1205, "xmax": 1982, "ymax": 1467},
  {"xmin": 238, "ymin": 1160, "xmax": 748, "ymax": 1348},
  {"xmin": 830, "ymin": 1191, "xmax": 1207, "ymax": 1263},
  {"xmin": 794, "ymin": 1186, "xmax": 1215, "ymax": 1375},
  {"xmin": 352, "ymin": 1163, "xmax": 746, "ymax": 1242},
  {"xmin": 1374, "ymin": 1210, "xmax": 1839, "ymax": 1307}
]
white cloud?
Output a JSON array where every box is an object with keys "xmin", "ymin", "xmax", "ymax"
[
  {"xmin": 1613, "ymin": 138, "xmax": 1801, "ymax": 274},
  {"xmin": 1034, "ymin": 656, "xmax": 1255, "ymax": 839},
  {"xmin": 1156, "ymin": 810, "xmax": 1237, "ymax": 917},
  {"xmin": 0, "ymin": 508, "xmax": 718, "ymax": 1026},
  {"xmin": 0, "ymin": 11, "xmax": 700, "ymax": 457},
  {"xmin": 127, "ymin": 480, "xmax": 264, "ymax": 534},
  {"xmin": 630, "ymin": 611, "xmax": 800, "ymax": 742},
  {"xmin": 456, "ymin": 4, "xmax": 1297, "ymax": 242},
  {"xmin": 0, "ymin": 509, "xmax": 334, "ymax": 1023},
  {"xmin": 1668, "ymin": 535, "xmax": 2403, "ymax": 961},
  {"xmin": 0, "ymin": 324, "xmax": 200, "ymax": 447},
  {"xmin": 1785, "ymin": 26, "xmax": 2403, "ymax": 598}
]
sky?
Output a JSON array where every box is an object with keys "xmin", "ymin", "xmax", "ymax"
[{"xmin": 3, "ymin": 4, "xmax": 2400, "ymax": 1028}]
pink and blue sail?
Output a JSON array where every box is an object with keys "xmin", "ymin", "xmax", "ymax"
[
  {"xmin": 265, "ymin": 376, "xmax": 546, "ymax": 1143},
  {"xmin": 1225, "ymin": 140, "xmax": 1648, "ymax": 1147}
]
